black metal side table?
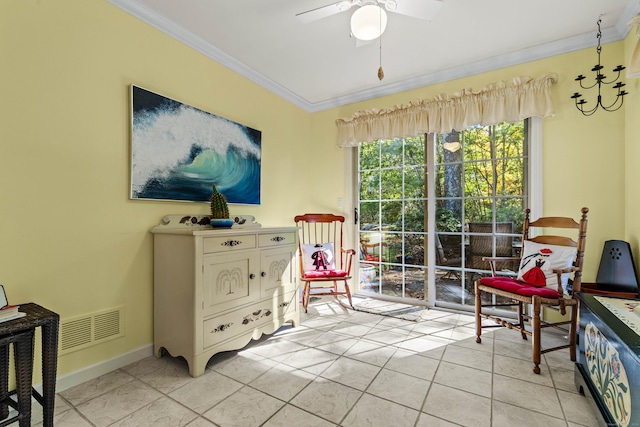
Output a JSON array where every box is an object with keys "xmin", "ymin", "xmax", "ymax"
[{"xmin": 0, "ymin": 303, "xmax": 59, "ymax": 427}]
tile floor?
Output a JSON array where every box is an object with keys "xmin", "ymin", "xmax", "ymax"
[{"xmin": 29, "ymin": 298, "xmax": 599, "ymax": 427}]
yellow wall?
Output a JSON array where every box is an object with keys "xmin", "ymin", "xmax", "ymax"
[
  {"xmin": 625, "ymin": 30, "xmax": 640, "ymax": 256},
  {"xmin": 1, "ymin": 0, "xmax": 636, "ymax": 381},
  {"xmin": 0, "ymin": 0, "xmax": 313, "ymax": 380}
]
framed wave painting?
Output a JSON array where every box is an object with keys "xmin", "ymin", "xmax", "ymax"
[{"xmin": 130, "ymin": 85, "xmax": 261, "ymax": 204}]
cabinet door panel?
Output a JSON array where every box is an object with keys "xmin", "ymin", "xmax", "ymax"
[
  {"xmin": 203, "ymin": 251, "xmax": 259, "ymax": 316},
  {"xmin": 261, "ymin": 246, "xmax": 296, "ymax": 298}
]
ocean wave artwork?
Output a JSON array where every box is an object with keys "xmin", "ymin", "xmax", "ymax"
[{"xmin": 130, "ymin": 85, "xmax": 261, "ymax": 204}]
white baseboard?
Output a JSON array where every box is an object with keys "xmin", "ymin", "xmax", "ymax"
[{"xmin": 35, "ymin": 344, "xmax": 154, "ymax": 394}]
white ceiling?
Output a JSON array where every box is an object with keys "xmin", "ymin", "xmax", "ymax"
[{"xmin": 110, "ymin": 0, "xmax": 640, "ymax": 112}]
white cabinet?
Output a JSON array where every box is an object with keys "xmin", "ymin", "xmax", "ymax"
[{"xmin": 152, "ymin": 219, "xmax": 299, "ymax": 377}]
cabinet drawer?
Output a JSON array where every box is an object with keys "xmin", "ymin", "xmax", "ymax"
[
  {"xmin": 204, "ymin": 234, "xmax": 256, "ymax": 253},
  {"xmin": 203, "ymin": 300, "xmax": 272, "ymax": 348},
  {"xmin": 258, "ymin": 232, "xmax": 296, "ymax": 248},
  {"xmin": 202, "ymin": 290, "xmax": 297, "ymax": 349}
]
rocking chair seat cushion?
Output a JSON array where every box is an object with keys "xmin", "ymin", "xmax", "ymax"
[
  {"xmin": 303, "ymin": 269, "xmax": 348, "ymax": 279},
  {"xmin": 479, "ymin": 276, "xmax": 561, "ymax": 298}
]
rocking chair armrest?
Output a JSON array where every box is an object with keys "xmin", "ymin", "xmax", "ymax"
[
  {"xmin": 552, "ymin": 266, "xmax": 580, "ymax": 274},
  {"xmin": 341, "ymin": 247, "xmax": 356, "ymax": 275},
  {"xmin": 551, "ymin": 266, "xmax": 580, "ymax": 299}
]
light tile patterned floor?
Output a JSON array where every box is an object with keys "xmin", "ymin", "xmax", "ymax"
[{"xmin": 30, "ymin": 298, "xmax": 599, "ymax": 426}]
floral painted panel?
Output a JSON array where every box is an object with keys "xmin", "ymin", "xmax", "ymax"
[
  {"xmin": 585, "ymin": 321, "xmax": 632, "ymax": 426},
  {"xmin": 594, "ymin": 296, "xmax": 640, "ymax": 337}
]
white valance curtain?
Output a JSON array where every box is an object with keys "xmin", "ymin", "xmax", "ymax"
[{"xmin": 336, "ymin": 73, "xmax": 558, "ymax": 147}]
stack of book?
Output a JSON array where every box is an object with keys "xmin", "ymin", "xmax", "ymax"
[{"xmin": 0, "ymin": 305, "xmax": 26, "ymax": 323}]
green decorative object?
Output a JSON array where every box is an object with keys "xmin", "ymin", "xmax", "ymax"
[{"xmin": 210, "ymin": 184, "xmax": 230, "ymax": 219}]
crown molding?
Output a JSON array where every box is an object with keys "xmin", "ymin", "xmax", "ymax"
[
  {"xmin": 109, "ymin": 0, "xmax": 640, "ymax": 113},
  {"xmin": 108, "ymin": 0, "xmax": 315, "ymax": 111}
]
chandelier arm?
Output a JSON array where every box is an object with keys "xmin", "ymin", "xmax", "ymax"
[
  {"xmin": 575, "ymin": 100, "xmax": 600, "ymax": 116},
  {"xmin": 599, "ymin": 70, "xmax": 624, "ymax": 85},
  {"xmin": 578, "ymin": 80, "xmax": 600, "ymax": 90},
  {"xmin": 600, "ymin": 95, "xmax": 625, "ymax": 112}
]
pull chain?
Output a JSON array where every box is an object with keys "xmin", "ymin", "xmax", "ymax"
[{"xmin": 378, "ymin": 7, "xmax": 384, "ymax": 80}]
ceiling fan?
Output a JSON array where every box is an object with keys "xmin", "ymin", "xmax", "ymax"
[{"xmin": 296, "ymin": 0, "xmax": 444, "ymax": 41}]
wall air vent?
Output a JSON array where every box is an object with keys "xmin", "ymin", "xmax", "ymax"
[{"xmin": 60, "ymin": 306, "xmax": 124, "ymax": 354}]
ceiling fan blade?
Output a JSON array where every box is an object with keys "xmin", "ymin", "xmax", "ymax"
[
  {"xmin": 390, "ymin": 0, "xmax": 444, "ymax": 21},
  {"xmin": 296, "ymin": 1, "xmax": 354, "ymax": 24}
]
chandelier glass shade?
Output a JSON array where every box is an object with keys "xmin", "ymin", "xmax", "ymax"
[{"xmin": 351, "ymin": 5, "xmax": 388, "ymax": 40}]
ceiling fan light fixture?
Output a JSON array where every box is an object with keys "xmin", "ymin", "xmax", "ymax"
[{"xmin": 350, "ymin": 5, "xmax": 387, "ymax": 41}]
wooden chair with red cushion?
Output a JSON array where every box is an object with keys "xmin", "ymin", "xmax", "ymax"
[
  {"xmin": 294, "ymin": 213, "xmax": 355, "ymax": 313},
  {"xmin": 474, "ymin": 207, "xmax": 589, "ymax": 374}
]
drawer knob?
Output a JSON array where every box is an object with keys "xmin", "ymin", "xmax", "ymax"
[
  {"xmin": 249, "ymin": 274, "xmax": 256, "ymax": 279},
  {"xmin": 261, "ymin": 272, "xmax": 267, "ymax": 277}
]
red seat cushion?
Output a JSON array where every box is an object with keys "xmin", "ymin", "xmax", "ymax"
[
  {"xmin": 303, "ymin": 269, "xmax": 348, "ymax": 279},
  {"xmin": 479, "ymin": 276, "xmax": 560, "ymax": 298}
]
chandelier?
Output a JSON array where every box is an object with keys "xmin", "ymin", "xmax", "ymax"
[{"xmin": 571, "ymin": 19, "xmax": 628, "ymax": 116}]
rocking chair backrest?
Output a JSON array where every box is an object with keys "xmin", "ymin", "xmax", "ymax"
[
  {"xmin": 294, "ymin": 213, "xmax": 346, "ymax": 271},
  {"xmin": 521, "ymin": 207, "xmax": 589, "ymax": 291}
]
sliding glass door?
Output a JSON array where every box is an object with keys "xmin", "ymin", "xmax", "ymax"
[{"xmin": 356, "ymin": 120, "xmax": 531, "ymax": 311}]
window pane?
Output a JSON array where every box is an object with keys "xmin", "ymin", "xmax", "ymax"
[
  {"xmin": 404, "ymin": 166, "xmax": 426, "ymax": 198},
  {"xmin": 405, "ymin": 233, "xmax": 426, "ymax": 265},
  {"xmin": 465, "ymin": 126, "xmax": 492, "ymax": 160},
  {"xmin": 385, "ymin": 232, "xmax": 402, "ymax": 263},
  {"xmin": 435, "ymin": 200, "xmax": 462, "ymax": 232},
  {"xmin": 464, "ymin": 197, "xmax": 494, "ymax": 223},
  {"xmin": 467, "ymin": 222, "xmax": 516, "ymax": 272},
  {"xmin": 381, "ymin": 200, "xmax": 402, "ymax": 231},
  {"xmin": 359, "ymin": 141, "xmax": 380, "ymax": 169},
  {"xmin": 404, "ymin": 137, "xmax": 426, "ymax": 166},
  {"xmin": 494, "ymin": 122, "xmax": 525, "ymax": 158},
  {"xmin": 494, "ymin": 156, "xmax": 525, "ymax": 196},
  {"xmin": 360, "ymin": 231, "xmax": 385, "ymax": 263},
  {"xmin": 380, "ymin": 139, "xmax": 403, "ymax": 168},
  {"xmin": 464, "ymin": 160, "xmax": 493, "ymax": 197},
  {"xmin": 380, "ymin": 168, "xmax": 402, "ymax": 200},
  {"xmin": 405, "ymin": 266, "xmax": 426, "ymax": 299},
  {"xmin": 360, "ymin": 170, "xmax": 380, "ymax": 200},
  {"xmin": 496, "ymin": 197, "xmax": 526, "ymax": 234},
  {"xmin": 404, "ymin": 201, "xmax": 426, "ymax": 232},
  {"xmin": 436, "ymin": 234, "xmax": 463, "ymax": 268},
  {"xmin": 359, "ymin": 201, "xmax": 380, "ymax": 228}
]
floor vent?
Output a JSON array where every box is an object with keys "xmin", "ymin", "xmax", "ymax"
[{"xmin": 60, "ymin": 306, "xmax": 124, "ymax": 354}]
